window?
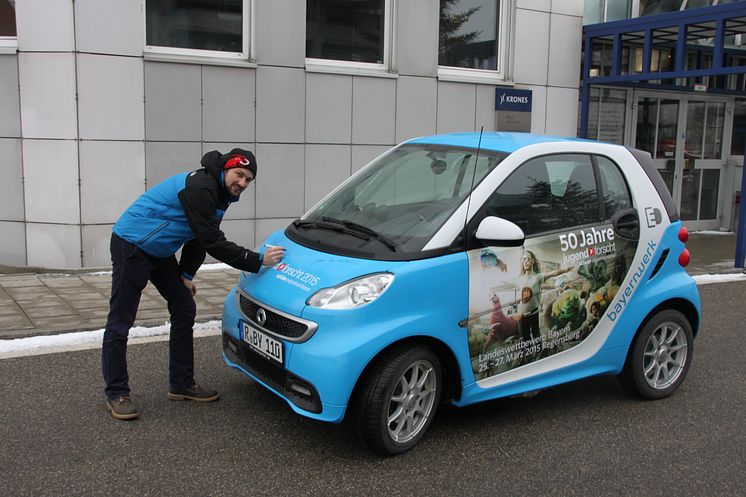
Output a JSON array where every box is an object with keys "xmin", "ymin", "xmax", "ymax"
[
  {"xmin": 595, "ymin": 156, "xmax": 632, "ymax": 218},
  {"xmin": 584, "ymin": 0, "xmax": 632, "ymax": 24},
  {"xmin": 479, "ymin": 154, "xmax": 630, "ymax": 236},
  {"xmin": 581, "ymin": 87, "xmax": 627, "ymax": 144},
  {"xmin": 685, "ymin": 101, "xmax": 725, "ymax": 160},
  {"xmin": 306, "ymin": 0, "xmax": 391, "ymax": 71},
  {"xmin": 145, "ymin": 0, "xmax": 250, "ymax": 60},
  {"xmin": 0, "ymin": 0, "xmax": 16, "ymax": 50},
  {"xmin": 300, "ymin": 144, "xmax": 506, "ymax": 254},
  {"xmin": 438, "ymin": 0, "xmax": 511, "ymax": 81}
]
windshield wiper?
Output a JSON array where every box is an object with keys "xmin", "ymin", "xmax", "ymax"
[
  {"xmin": 292, "ymin": 219, "xmax": 370, "ymax": 241},
  {"xmin": 321, "ymin": 217, "xmax": 397, "ymax": 252}
]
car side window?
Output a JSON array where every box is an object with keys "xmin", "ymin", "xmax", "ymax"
[
  {"xmin": 481, "ymin": 154, "xmax": 601, "ymax": 236},
  {"xmin": 595, "ymin": 155, "xmax": 633, "ymax": 219}
]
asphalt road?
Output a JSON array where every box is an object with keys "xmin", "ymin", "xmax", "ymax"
[{"xmin": 1, "ymin": 282, "xmax": 744, "ymax": 497}]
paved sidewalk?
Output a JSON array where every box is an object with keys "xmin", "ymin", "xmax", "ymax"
[
  {"xmin": 0, "ymin": 231, "xmax": 743, "ymax": 340},
  {"xmin": 0, "ymin": 268, "xmax": 240, "ymax": 339}
]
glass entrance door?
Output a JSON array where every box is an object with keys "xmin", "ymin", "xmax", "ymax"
[
  {"xmin": 680, "ymin": 100, "xmax": 725, "ymax": 224},
  {"xmin": 632, "ymin": 91, "xmax": 727, "ymax": 230},
  {"xmin": 634, "ymin": 95, "xmax": 680, "ymax": 195}
]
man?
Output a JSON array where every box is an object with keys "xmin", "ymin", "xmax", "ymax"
[{"xmin": 102, "ymin": 148, "xmax": 285, "ymax": 420}]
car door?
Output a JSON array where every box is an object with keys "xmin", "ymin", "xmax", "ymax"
[{"xmin": 465, "ymin": 153, "xmax": 639, "ymax": 381}]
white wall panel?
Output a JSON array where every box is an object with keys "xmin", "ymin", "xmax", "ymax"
[
  {"xmin": 80, "ymin": 141, "xmax": 145, "ymax": 224},
  {"xmin": 352, "ymin": 77, "xmax": 396, "ymax": 145},
  {"xmin": 15, "ymin": 0, "xmax": 74, "ymax": 52},
  {"xmin": 396, "ymin": 0, "xmax": 438, "ymax": 77},
  {"xmin": 255, "ymin": 218, "xmax": 295, "ymax": 246},
  {"xmin": 23, "ymin": 139, "xmax": 79, "ymax": 224},
  {"xmin": 395, "ymin": 76, "xmax": 437, "ymax": 142},
  {"xmin": 304, "ymin": 144, "xmax": 351, "ymax": 210},
  {"xmin": 144, "ymin": 63, "xmax": 202, "ymax": 141},
  {"xmin": 26, "ymin": 223, "xmax": 81, "ymax": 269},
  {"xmin": 524, "ymin": 85, "xmax": 547, "ymax": 134},
  {"xmin": 475, "ymin": 85, "xmax": 498, "ymax": 133},
  {"xmin": 0, "ymin": 56, "xmax": 21, "ymax": 138},
  {"xmin": 547, "ymin": 13, "xmax": 583, "ymax": 88},
  {"xmin": 306, "ymin": 73, "xmax": 352, "ymax": 144},
  {"xmin": 74, "ymin": 0, "xmax": 143, "ymax": 56},
  {"xmin": 81, "ymin": 224, "xmax": 114, "ymax": 268},
  {"xmin": 513, "ymin": 9, "xmax": 550, "ymax": 86},
  {"xmin": 551, "ymin": 0, "xmax": 584, "ymax": 16},
  {"xmin": 255, "ymin": 0, "xmax": 305, "ymax": 67},
  {"xmin": 256, "ymin": 66, "xmax": 305, "ymax": 143},
  {"xmin": 351, "ymin": 145, "xmax": 391, "ymax": 173},
  {"xmin": 0, "ymin": 139, "xmax": 23, "ymax": 221},
  {"xmin": 436, "ymin": 82, "xmax": 476, "ymax": 134},
  {"xmin": 0, "ymin": 138, "xmax": 23, "ymax": 221},
  {"xmin": 516, "ymin": 0, "xmax": 551, "ymax": 10},
  {"xmin": 203, "ymin": 66, "xmax": 256, "ymax": 143},
  {"xmin": 18, "ymin": 53, "xmax": 78, "ymax": 139},
  {"xmin": 546, "ymin": 86, "xmax": 579, "ymax": 136},
  {"xmin": 145, "ymin": 142, "xmax": 202, "ymax": 190},
  {"xmin": 218, "ymin": 219, "xmax": 256, "ymax": 255},
  {"xmin": 78, "ymin": 55, "xmax": 145, "ymax": 140},
  {"xmin": 254, "ymin": 144, "xmax": 304, "ymax": 218},
  {"xmin": 0, "ymin": 222, "xmax": 26, "ymax": 267}
]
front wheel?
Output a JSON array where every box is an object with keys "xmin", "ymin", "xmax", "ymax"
[
  {"xmin": 618, "ymin": 309, "xmax": 694, "ymax": 399},
  {"xmin": 355, "ymin": 345, "xmax": 442, "ymax": 456}
]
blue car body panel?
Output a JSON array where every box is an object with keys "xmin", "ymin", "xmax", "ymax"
[{"xmin": 221, "ymin": 132, "xmax": 702, "ymax": 427}]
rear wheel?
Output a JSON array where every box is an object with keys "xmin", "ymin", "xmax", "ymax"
[
  {"xmin": 355, "ymin": 345, "xmax": 442, "ymax": 455},
  {"xmin": 618, "ymin": 309, "xmax": 693, "ymax": 399}
]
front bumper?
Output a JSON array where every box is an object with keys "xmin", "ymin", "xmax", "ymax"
[
  {"xmin": 222, "ymin": 287, "xmax": 353, "ymax": 423},
  {"xmin": 223, "ymin": 333, "xmax": 322, "ymax": 413}
]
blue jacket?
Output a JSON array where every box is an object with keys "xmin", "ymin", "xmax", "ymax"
[{"xmin": 113, "ymin": 152, "xmax": 262, "ymax": 278}]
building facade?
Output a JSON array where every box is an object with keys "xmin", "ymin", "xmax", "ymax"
[
  {"xmin": 582, "ymin": 0, "xmax": 746, "ymax": 233},
  {"xmin": 0, "ymin": 0, "xmax": 583, "ymax": 269}
]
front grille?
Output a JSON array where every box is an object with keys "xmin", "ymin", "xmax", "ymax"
[
  {"xmin": 223, "ymin": 334, "xmax": 321, "ymax": 413},
  {"xmin": 238, "ymin": 293, "xmax": 309, "ymax": 339}
]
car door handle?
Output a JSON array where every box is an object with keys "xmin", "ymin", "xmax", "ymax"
[{"xmin": 611, "ymin": 208, "xmax": 640, "ymax": 240}]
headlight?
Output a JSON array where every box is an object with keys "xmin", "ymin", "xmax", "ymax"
[{"xmin": 306, "ymin": 273, "xmax": 394, "ymax": 309}]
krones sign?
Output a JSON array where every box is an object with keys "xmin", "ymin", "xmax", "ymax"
[{"xmin": 494, "ymin": 88, "xmax": 533, "ymax": 112}]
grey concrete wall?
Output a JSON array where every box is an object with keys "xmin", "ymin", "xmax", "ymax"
[{"xmin": 3, "ymin": 0, "xmax": 584, "ymax": 269}]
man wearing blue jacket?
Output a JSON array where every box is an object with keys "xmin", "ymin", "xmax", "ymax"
[{"xmin": 102, "ymin": 148, "xmax": 285, "ymax": 420}]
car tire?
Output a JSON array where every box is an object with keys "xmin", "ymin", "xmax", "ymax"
[
  {"xmin": 355, "ymin": 345, "xmax": 442, "ymax": 456},
  {"xmin": 618, "ymin": 309, "xmax": 694, "ymax": 400}
]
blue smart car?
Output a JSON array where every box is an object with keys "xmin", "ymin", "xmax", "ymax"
[{"xmin": 221, "ymin": 132, "xmax": 701, "ymax": 455}]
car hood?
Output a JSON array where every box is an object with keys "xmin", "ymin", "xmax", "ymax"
[{"xmin": 242, "ymin": 230, "xmax": 404, "ymax": 315}]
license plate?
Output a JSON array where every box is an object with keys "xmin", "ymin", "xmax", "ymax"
[{"xmin": 241, "ymin": 321, "xmax": 283, "ymax": 365}]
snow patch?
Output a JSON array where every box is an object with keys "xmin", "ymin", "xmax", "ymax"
[{"xmin": 0, "ymin": 320, "xmax": 221, "ymax": 359}]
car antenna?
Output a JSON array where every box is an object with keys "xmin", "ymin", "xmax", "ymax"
[{"xmin": 462, "ymin": 126, "xmax": 484, "ymax": 247}]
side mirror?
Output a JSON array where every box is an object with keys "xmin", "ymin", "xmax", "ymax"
[{"xmin": 475, "ymin": 216, "xmax": 525, "ymax": 247}]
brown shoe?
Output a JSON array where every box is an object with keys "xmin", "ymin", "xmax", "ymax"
[
  {"xmin": 106, "ymin": 396, "xmax": 139, "ymax": 420},
  {"xmin": 167, "ymin": 383, "xmax": 219, "ymax": 402}
]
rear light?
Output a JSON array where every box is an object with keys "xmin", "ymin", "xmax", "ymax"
[
  {"xmin": 678, "ymin": 226, "xmax": 689, "ymax": 243},
  {"xmin": 678, "ymin": 248, "xmax": 690, "ymax": 267}
]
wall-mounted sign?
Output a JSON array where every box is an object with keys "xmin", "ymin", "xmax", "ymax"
[
  {"xmin": 495, "ymin": 88, "xmax": 533, "ymax": 112},
  {"xmin": 495, "ymin": 88, "xmax": 532, "ymax": 132}
]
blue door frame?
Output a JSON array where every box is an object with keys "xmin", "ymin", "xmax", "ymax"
[{"xmin": 580, "ymin": 2, "xmax": 746, "ymax": 268}]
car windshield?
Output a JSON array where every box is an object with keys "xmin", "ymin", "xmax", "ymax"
[{"xmin": 287, "ymin": 143, "xmax": 507, "ymax": 259}]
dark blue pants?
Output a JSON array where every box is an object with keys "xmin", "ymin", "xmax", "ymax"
[{"xmin": 102, "ymin": 233, "xmax": 196, "ymax": 400}]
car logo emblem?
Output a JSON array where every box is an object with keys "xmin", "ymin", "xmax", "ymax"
[{"xmin": 256, "ymin": 308, "xmax": 267, "ymax": 326}]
